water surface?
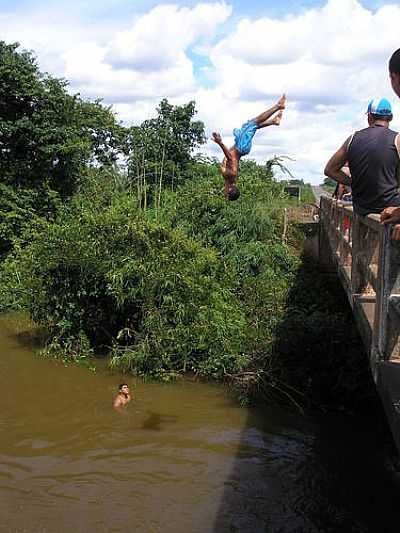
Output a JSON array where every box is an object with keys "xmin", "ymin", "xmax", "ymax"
[{"xmin": 1, "ymin": 315, "xmax": 399, "ymax": 532}]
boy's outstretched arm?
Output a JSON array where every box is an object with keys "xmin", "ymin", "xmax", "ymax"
[{"xmin": 212, "ymin": 132, "xmax": 232, "ymax": 160}]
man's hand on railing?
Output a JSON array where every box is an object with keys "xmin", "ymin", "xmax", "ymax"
[
  {"xmin": 381, "ymin": 206, "xmax": 400, "ymax": 223},
  {"xmin": 380, "ymin": 207, "xmax": 400, "ymax": 240}
]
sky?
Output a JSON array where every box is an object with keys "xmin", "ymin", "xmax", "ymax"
[{"xmin": 1, "ymin": 0, "xmax": 399, "ymax": 183}]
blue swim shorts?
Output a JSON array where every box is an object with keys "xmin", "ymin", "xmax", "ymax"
[{"xmin": 233, "ymin": 120, "xmax": 258, "ymax": 156}]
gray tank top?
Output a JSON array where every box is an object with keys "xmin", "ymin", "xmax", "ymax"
[{"xmin": 347, "ymin": 125, "xmax": 400, "ymax": 215}]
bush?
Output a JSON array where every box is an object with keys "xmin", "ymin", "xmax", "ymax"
[
  {"xmin": 1, "ymin": 193, "xmax": 247, "ymax": 378},
  {"xmin": 158, "ymin": 168, "xmax": 302, "ymax": 392}
]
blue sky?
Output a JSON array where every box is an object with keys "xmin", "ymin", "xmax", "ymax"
[
  {"xmin": 1, "ymin": 0, "xmax": 400, "ymax": 183},
  {"xmin": 2, "ymin": 0, "xmax": 390, "ymax": 16}
]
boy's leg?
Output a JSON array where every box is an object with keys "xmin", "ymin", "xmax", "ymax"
[
  {"xmin": 257, "ymin": 110, "xmax": 283, "ymax": 129},
  {"xmin": 250, "ymin": 94, "xmax": 286, "ymax": 127}
]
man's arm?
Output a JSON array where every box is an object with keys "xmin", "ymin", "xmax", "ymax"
[
  {"xmin": 324, "ymin": 137, "xmax": 352, "ymax": 186},
  {"xmin": 212, "ymin": 132, "xmax": 232, "ymax": 160},
  {"xmin": 395, "ymin": 133, "xmax": 400, "ymax": 157}
]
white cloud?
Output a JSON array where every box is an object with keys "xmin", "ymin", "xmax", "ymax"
[
  {"xmin": 62, "ymin": 41, "xmax": 196, "ymax": 102},
  {"xmin": 200, "ymin": 0, "xmax": 400, "ymax": 182},
  {"xmin": 106, "ymin": 3, "xmax": 232, "ymax": 71},
  {"xmin": 60, "ymin": 2, "xmax": 231, "ymax": 104},
  {"xmin": 212, "ymin": 0, "xmax": 399, "ymax": 68},
  {"xmin": 2, "ymin": 0, "xmax": 400, "ymax": 183},
  {"xmin": 208, "ymin": 0, "xmax": 400, "ymax": 105}
]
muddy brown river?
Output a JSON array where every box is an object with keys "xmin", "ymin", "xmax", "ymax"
[{"xmin": 1, "ymin": 314, "xmax": 400, "ymax": 533}]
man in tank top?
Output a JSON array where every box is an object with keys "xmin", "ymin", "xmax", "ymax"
[{"xmin": 324, "ymin": 97, "xmax": 400, "ymax": 216}]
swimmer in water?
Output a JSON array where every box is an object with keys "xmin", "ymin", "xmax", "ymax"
[
  {"xmin": 113, "ymin": 383, "xmax": 132, "ymax": 410},
  {"xmin": 212, "ymin": 94, "xmax": 286, "ymax": 201}
]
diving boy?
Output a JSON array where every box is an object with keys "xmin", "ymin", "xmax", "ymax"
[{"xmin": 212, "ymin": 94, "xmax": 286, "ymax": 200}]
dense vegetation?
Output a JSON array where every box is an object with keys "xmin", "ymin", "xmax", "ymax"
[
  {"xmin": 321, "ymin": 176, "xmax": 336, "ymax": 192},
  {"xmin": 0, "ymin": 42, "xmax": 370, "ymax": 408}
]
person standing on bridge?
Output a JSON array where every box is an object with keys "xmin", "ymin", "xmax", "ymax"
[
  {"xmin": 324, "ymin": 98, "xmax": 400, "ymax": 216},
  {"xmin": 380, "ymin": 49, "xmax": 400, "ymax": 239},
  {"xmin": 389, "ymin": 48, "xmax": 400, "ymax": 100},
  {"xmin": 212, "ymin": 94, "xmax": 286, "ymax": 201}
]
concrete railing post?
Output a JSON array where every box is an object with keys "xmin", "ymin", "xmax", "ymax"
[
  {"xmin": 371, "ymin": 225, "xmax": 390, "ymax": 367},
  {"xmin": 351, "ymin": 214, "xmax": 362, "ymax": 295},
  {"xmin": 383, "ymin": 234, "xmax": 400, "ymax": 361},
  {"xmin": 318, "ymin": 196, "xmax": 336, "ymax": 271}
]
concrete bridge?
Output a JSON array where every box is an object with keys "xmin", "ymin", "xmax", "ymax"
[{"xmin": 318, "ymin": 193, "xmax": 400, "ymax": 452}]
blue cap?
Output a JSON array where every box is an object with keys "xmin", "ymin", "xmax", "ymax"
[{"xmin": 367, "ymin": 98, "xmax": 392, "ymax": 116}]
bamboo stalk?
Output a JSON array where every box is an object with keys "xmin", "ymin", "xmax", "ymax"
[
  {"xmin": 158, "ymin": 140, "xmax": 166, "ymax": 211},
  {"xmin": 282, "ymin": 208, "xmax": 288, "ymax": 243},
  {"xmin": 143, "ymin": 163, "xmax": 147, "ymax": 210},
  {"xmin": 155, "ymin": 128, "xmax": 168, "ymax": 213}
]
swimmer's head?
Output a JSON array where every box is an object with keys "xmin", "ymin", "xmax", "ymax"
[
  {"xmin": 227, "ymin": 186, "xmax": 240, "ymax": 201},
  {"xmin": 119, "ymin": 383, "xmax": 130, "ymax": 394},
  {"xmin": 389, "ymin": 49, "xmax": 400, "ymax": 98}
]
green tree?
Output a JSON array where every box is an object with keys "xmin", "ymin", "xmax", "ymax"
[
  {"xmin": 321, "ymin": 177, "xmax": 336, "ymax": 191},
  {"xmin": 0, "ymin": 41, "xmax": 124, "ymax": 197},
  {"xmin": 0, "ymin": 183, "xmax": 60, "ymax": 259},
  {"xmin": 126, "ymin": 99, "xmax": 206, "ymax": 205}
]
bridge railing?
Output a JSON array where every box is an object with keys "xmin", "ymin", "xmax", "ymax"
[{"xmin": 319, "ymin": 195, "xmax": 400, "ymax": 368}]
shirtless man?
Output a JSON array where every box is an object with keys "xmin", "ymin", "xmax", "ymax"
[
  {"xmin": 113, "ymin": 383, "xmax": 132, "ymax": 410},
  {"xmin": 212, "ymin": 95, "xmax": 286, "ymax": 201}
]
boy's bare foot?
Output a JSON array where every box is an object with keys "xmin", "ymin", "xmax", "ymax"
[
  {"xmin": 277, "ymin": 94, "xmax": 286, "ymax": 110},
  {"xmin": 272, "ymin": 110, "xmax": 283, "ymax": 125}
]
